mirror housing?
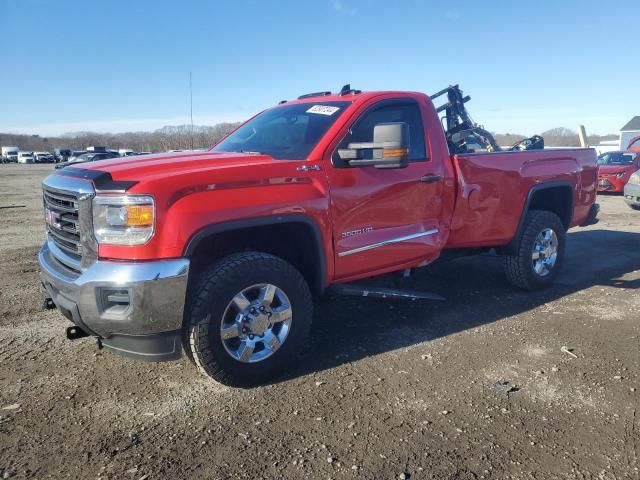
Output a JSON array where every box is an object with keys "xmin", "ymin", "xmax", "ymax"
[{"xmin": 338, "ymin": 122, "xmax": 409, "ymax": 169}]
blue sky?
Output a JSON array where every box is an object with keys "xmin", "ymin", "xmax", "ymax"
[{"xmin": 1, "ymin": 0, "xmax": 638, "ymax": 136}]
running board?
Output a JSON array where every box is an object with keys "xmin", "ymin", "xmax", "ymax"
[{"xmin": 328, "ymin": 284, "xmax": 445, "ymax": 301}]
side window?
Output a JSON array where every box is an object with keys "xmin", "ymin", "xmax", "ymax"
[{"xmin": 333, "ymin": 102, "xmax": 427, "ymax": 167}]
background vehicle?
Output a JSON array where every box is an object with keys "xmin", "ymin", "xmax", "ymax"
[
  {"xmin": 628, "ymin": 136, "xmax": 640, "ymax": 151},
  {"xmin": 34, "ymin": 152, "xmax": 55, "ymax": 163},
  {"xmin": 624, "ymin": 170, "xmax": 640, "ymax": 210},
  {"xmin": 54, "ymin": 149, "xmax": 72, "ymax": 163},
  {"xmin": 86, "ymin": 146, "xmax": 107, "ymax": 152},
  {"xmin": 597, "ymin": 151, "xmax": 640, "ymax": 192},
  {"xmin": 55, "ymin": 151, "xmax": 121, "ymax": 169},
  {"xmin": 39, "ymin": 86, "xmax": 599, "ymax": 387},
  {"xmin": 67, "ymin": 150, "xmax": 87, "ymax": 163},
  {"xmin": 1, "ymin": 146, "xmax": 19, "ymax": 163},
  {"xmin": 17, "ymin": 151, "xmax": 35, "ymax": 163},
  {"xmin": 118, "ymin": 149, "xmax": 135, "ymax": 156}
]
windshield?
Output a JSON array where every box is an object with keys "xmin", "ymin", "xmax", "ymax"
[
  {"xmin": 598, "ymin": 152, "xmax": 636, "ymax": 166},
  {"xmin": 212, "ymin": 101, "xmax": 350, "ymax": 160}
]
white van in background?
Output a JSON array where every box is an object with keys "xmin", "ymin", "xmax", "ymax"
[
  {"xmin": 1, "ymin": 146, "xmax": 19, "ymax": 163},
  {"xmin": 17, "ymin": 151, "xmax": 35, "ymax": 164}
]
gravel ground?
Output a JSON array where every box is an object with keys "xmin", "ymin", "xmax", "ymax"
[{"xmin": 0, "ymin": 164, "xmax": 638, "ymax": 480}]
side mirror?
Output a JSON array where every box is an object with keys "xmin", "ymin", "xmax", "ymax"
[{"xmin": 338, "ymin": 122, "xmax": 409, "ymax": 169}]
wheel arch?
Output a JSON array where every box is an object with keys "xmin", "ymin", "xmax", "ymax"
[
  {"xmin": 183, "ymin": 214, "xmax": 328, "ymax": 296},
  {"xmin": 502, "ymin": 181, "xmax": 573, "ymax": 255}
]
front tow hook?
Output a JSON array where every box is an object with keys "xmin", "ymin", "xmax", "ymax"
[{"xmin": 66, "ymin": 326, "xmax": 90, "ymax": 340}]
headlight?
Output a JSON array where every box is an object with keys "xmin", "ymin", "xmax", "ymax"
[
  {"xmin": 629, "ymin": 172, "xmax": 640, "ymax": 185},
  {"xmin": 616, "ymin": 172, "xmax": 626, "ymax": 178},
  {"xmin": 92, "ymin": 195, "xmax": 155, "ymax": 245}
]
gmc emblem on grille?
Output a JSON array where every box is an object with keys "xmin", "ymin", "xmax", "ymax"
[{"xmin": 44, "ymin": 208, "xmax": 61, "ymax": 229}]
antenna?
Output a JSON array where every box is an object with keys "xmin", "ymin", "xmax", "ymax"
[{"xmin": 189, "ymin": 71, "xmax": 194, "ymax": 150}]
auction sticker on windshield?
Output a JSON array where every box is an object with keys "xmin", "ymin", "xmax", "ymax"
[{"xmin": 306, "ymin": 105, "xmax": 340, "ymax": 115}]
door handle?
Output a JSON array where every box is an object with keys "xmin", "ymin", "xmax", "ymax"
[{"xmin": 420, "ymin": 174, "xmax": 442, "ymax": 184}]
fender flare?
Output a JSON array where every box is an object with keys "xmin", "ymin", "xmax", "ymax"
[
  {"xmin": 504, "ymin": 181, "xmax": 573, "ymax": 254},
  {"xmin": 183, "ymin": 214, "xmax": 328, "ymax": 292}
]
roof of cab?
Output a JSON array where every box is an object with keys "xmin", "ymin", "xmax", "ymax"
[{"xmin": 279, "ymin": 90, "xmax": 426, "ymax": 107}]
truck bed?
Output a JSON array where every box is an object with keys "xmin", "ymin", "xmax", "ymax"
[{"xmin": 446, "ymin": 148, "xmax": 599, "ymax": 249}]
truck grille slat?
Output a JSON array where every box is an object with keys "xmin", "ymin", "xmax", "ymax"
[
  {"xmin": 47, "ymin": 233, "xmax": 81, "ymax": 257},
  {"xmin": 47, "ymin": 225, "xmax": 81, "ymax": 249},
  {"xmin": 43, "ymin": 186, "xmax": 82, "ymax": 261},
  {"xmin": 43, "ymin": 195, "xmax": 77, "ymax": 214},
  {"xmin": 43, "ymin": 189, "xmax": 78, "ymax": 205}
]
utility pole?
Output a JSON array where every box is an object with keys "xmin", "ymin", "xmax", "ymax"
[{"xmin": 190, "ymin": 72, "xmax": 194, "ymax": 150}]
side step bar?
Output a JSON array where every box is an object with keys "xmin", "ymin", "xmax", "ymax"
[{"xmin": 328, "ymin": 284, "xmax": 445, "ymax": 301}]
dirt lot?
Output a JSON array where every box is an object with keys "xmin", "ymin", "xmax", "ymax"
[{"xmin": 0, "ymin": 164, "xmax": 638, "ymax": 479}]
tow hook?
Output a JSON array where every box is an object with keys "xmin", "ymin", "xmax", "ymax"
[{"xmin": 66, "ymin": 326, "xmax": 90, "ymax": 340}]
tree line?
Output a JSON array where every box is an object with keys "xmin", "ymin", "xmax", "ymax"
[
  {"xmin": 0, "ymin": 124, "xmax": 619, "ymax": 153},
  {"xmin": 494, "ymin": 128, "xmax": 618, "ymax": 148},
  {"xmin": 0, "ymin": 123, "xmax": 241, "ymax": 153}
]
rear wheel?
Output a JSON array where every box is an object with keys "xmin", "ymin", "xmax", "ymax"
[
  {"xmin": 504, "ymin": 210, "xmax": 566, "ymax": 290},
  {"xmin": 185, "ymin": 252, "xmax": 312, "ymax": 387}
]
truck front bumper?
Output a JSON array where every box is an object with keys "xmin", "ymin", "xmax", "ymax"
[
  {"xmin": 624, "ymin": 183, "xmax": 640, "ymax": 207},
  {"xmin": 39, "ymin": 242, "xmax": 190, "ymax": 362}
]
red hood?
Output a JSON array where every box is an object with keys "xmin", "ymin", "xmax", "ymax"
[
  {"xmin": 598, "ymin": 164, "xmax": 634, "ymax": 175},
  {"xmin": 71, "ymin": 150, "xmax": 277, "ymax": 181}
]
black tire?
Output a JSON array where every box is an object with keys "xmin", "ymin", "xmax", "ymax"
[
  {"xmin": 185, "ymin": 252, "xmax": 312, "ymax": 387},
  {"xmin": 503, "ymin": 210, "xmax": 566, "ymax": 290},
  {"xmin": 630, "ymin": 205, "xmax": 640, "ymax": 211}
]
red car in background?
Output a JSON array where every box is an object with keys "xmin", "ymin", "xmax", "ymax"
[
  {"xmin": 597, "ymin": 151, "xmax": 640, "ymax": 192},
  {"xmin": 628, "ymin": 136, "xmax": 640, "ymax": 151}
]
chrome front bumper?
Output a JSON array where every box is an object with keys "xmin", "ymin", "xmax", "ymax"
[{"xmin": 39, "ymin": 241, "xmax": 190, "ymax": 361}]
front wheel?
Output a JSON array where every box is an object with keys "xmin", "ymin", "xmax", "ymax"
[
  {"xmin": 185, "ymin": 252, "xmax": 312, "ymax": 387},
  {"xmin": 503, "ymin": 210, "xmax": 566, "ymax": 290}
]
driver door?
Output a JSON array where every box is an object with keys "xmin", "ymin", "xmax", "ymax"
[{"xmin": 325, "ymin": 98, "xmax": 447, "ymax": 280}]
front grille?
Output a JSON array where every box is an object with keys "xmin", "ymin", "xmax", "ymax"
[
  {"xmin": 598, "ymin": 178, "xmax": 613, "ymax": 190},
  {"xmin": 43, "ymin": 187, "xmax": 82, "ymax": 260}
]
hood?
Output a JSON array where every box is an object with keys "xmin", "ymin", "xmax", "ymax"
[
  {"xmin": 599, "ymin": 164, "xmax": 635, "ymax": 175},
  {"xmin": 58, "ymin": 150, "xmax": 278, "ymax": 183}
]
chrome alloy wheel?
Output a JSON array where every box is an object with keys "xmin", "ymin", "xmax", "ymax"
[
  {"xmin": 220, "ymin": 283, "xmax": 293, "ymax": 363},
  {"xmin": 531, "ymin": 228, "xmax": 559, "ymax": 277}
]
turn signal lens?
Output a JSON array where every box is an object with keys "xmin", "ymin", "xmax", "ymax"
[
  {"xmin": 382, "ymin": 148, "xmax": 409, "ymax": 158},
  {"xmin": 125, "ymin": 205, "xmax": 154, "ymax": 226}
]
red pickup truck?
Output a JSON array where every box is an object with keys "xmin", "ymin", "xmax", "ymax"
[{"xmin": 39, "ymin": 87, "xmax": 599, "ymax": 386}]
